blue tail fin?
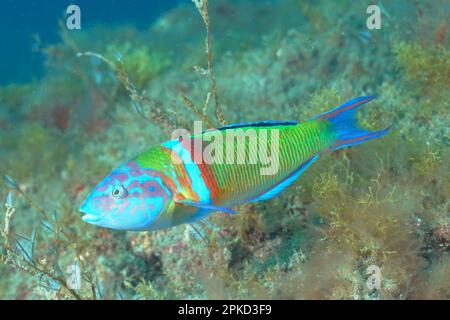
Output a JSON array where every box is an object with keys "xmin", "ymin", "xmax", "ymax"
[{"xmin": 314, "ymin": 96, "xmax": 390, "ymax": 151}]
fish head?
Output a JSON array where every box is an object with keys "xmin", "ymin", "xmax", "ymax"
[{"xmin": 79, "ymin": 161, "xmax": 173, "ymax": 231}]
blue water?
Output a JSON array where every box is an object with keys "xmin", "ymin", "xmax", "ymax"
[{"xmin": 0, "ymin": 0, "xmax": 183, "ymax": 85}]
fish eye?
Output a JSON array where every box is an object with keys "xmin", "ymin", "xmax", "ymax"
[{"xmin": 111, "ymin": 185, "xmax": 128, "ymax": 199}]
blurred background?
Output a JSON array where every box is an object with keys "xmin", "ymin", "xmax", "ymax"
[{"xmin": 0, "ymin": 0, "xmax": 186, "ymax": 84}]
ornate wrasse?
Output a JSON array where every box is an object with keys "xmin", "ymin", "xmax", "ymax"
[{"xmin": 80, "ymin": 96, "xmax": 389, "ymax": 231}]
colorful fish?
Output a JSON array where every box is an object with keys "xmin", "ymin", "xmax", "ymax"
[{"xmin": 80, "ymin": 96, "xmax": 389, "ymax": 231}]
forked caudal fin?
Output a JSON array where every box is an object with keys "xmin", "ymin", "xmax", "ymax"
[{"xmin": 313, "ymin": 95, "xmax": 390, "ymax": 151}]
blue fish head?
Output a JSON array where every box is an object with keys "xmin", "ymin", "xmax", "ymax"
[{"xmin": 80, "ymin": 161, "xmax": 173, "ymax": 231}]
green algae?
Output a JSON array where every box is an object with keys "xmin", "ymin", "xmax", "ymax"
[{"xmin": 105, "ymin": 42, "xmax": 172, "ymax": 89}]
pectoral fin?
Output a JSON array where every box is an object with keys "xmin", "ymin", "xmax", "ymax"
[{"xmin": 175, "ymin": 199, "xmax": 237, "ymax": 215}]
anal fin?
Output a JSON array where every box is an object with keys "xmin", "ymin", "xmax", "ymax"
[
  {"xmin": 246, "ymin": 155, "xmax": 318, "ymax": 203},
  {"xmin": 176, "ymin": 199, "xmax": 237, "ymax": 215}
]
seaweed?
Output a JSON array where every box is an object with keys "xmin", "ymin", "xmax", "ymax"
[{"xmin": 394, "ymin": 41, "xmax": 450, "ymax": 102}]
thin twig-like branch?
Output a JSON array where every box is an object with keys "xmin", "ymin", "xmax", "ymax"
[
  {"xmin": 192, "ymin": 0, "xmax": 227, "ymax": 126},
  {"xmin": 0, "ymin": 243, "xmax": 83, "ymax": 299},
  {"xmin": 2, "ymin": 192, "xmax": 14, "ymax": 249},
  {"xmin": 0, "ymin": 175, "xmax": 86, "ymax": 300},
  {"xmin": 182, "ymin": 96, "xmax": 215, "ymax": 128},
  {"xmin": 78, "ymin": 51, "xmax": 179, "ymax": 135},
  {"xmin": 12, "ymin": 182, "xmax": 75, "ymax": 244}
]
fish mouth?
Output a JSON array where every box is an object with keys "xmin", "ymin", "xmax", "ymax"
[
  {"xmin": 80, "ymin": 203, "xmax": 102, "ymax": 224},
  {"xmin": 81, "ymin": 213, "xmax": 102, "ymax": 223}
]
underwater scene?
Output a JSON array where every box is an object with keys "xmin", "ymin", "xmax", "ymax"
[{"xmin": 0, "ymin": 0, "xmax": 449, "ymax": 300}]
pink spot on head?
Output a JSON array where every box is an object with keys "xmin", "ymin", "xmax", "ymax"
[
  {"xmin": 128, "ymin": 181, "xmax": 141, "ymax": 189},
  {"xmin": 114, "ymin": 173, "xmax": 130, "ymax": 183},
  {"xmin": 96, "ymin": 184, "xmax": 108, "ymax": 192},
  {"xmin": 96, "ymin": 177, "xmax": 112, "ymax": 192}
]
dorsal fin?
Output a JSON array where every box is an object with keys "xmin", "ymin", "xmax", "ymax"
[{"xmin": 204, "ymin": 120, "xmax": 297, "ymax": 133}]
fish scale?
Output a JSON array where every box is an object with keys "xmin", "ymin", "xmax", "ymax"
[{"xmin": 203, "ymin": 121, "xmax": 333, "ymax": 206}]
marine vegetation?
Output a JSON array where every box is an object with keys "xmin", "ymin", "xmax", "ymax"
[{"xmin": 0, "ymin": 0, "xmax": 449, "ymax": 300}]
